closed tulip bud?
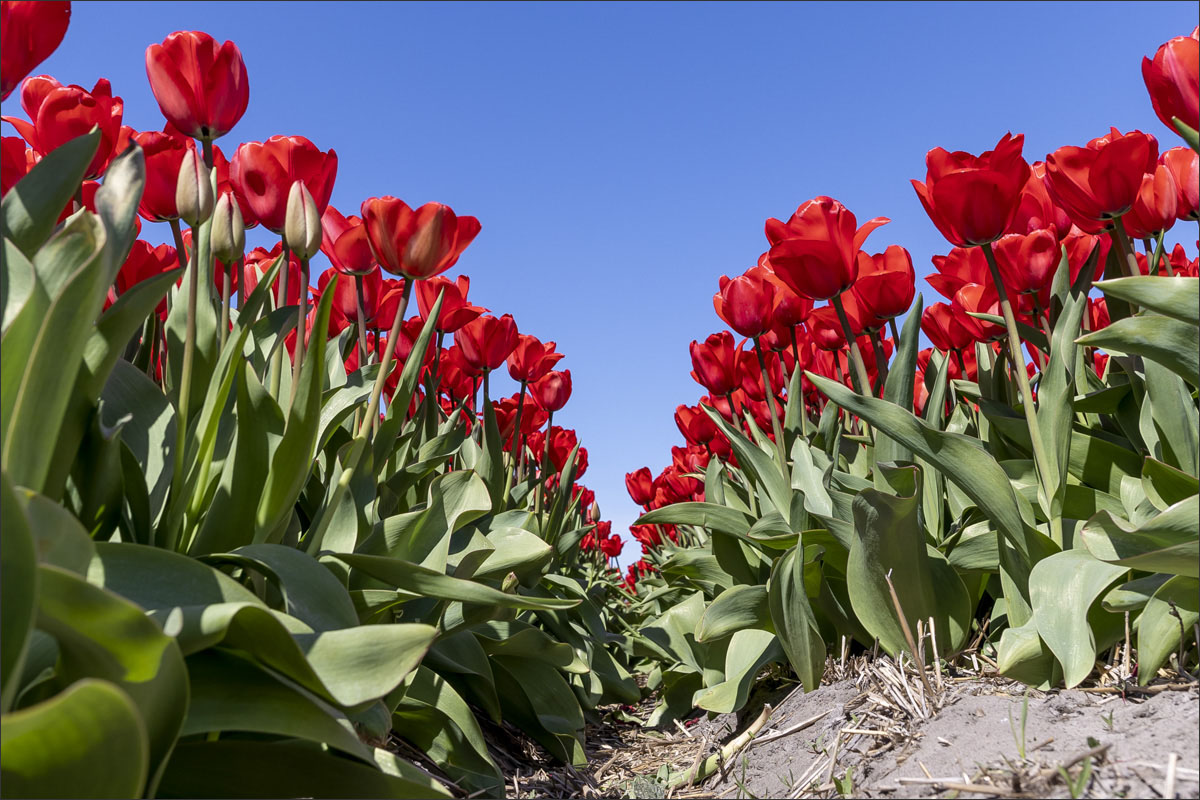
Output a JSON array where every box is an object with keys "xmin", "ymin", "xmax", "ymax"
[
  {"xmin": 175, "ymin": 148, "xmax": 212, "ymax": 226},
  {"xmin": 284, "ymin": 180, "xmax": 321, "ymax": 259},
  {"xmin": 590, "ymin": 501, "xmax": 601, "ymax": 521},
  {"xmin": 211, "ymin": 192, "xmax": 245, "ymax": 264}
]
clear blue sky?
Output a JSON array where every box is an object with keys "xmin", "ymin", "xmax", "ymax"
[{"xmin": 5, "ymin": 1, "xmax": 1194, "ymax": 564}]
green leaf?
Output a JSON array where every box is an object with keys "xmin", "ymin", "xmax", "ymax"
[
  {"xmin": 876, "ymin": 295, "xmax": 922, "ymax": 468},
  {"xmin": 695, "ymin": 584, "xmax": 771, "ymax": 642},
  {"xmin": 358, "ymin": 470, "xmax": 491, "ymax": 569},
  {"xmin": 491, "ymin": 656, "xmax": 585, "ymax": 765},
  {"xmin": 0, "ymin": 678, "xmax": 148, "ymax": 799},
  {"xmin": 1, "ymin": 129, "xmax": 99, "ymax": 258},
  {"xmin": 91, "ymin": 143, "xmax": 144, "ymax": 281},
  {"xmin": 1094, "ymin": 277, "xmax": 1199, "ymax": 325},
  {"xmin": 156, "ymin": 740, "xmax": 450, "ymax": 799},
  {"xmin": 704, "ymin": 406, "xmax": 794, "ymax": 523},
  {"xmin": 693, "ymin": 629, "xmax": 781, "ymax": 713},
  {"xmin": 1029, "ymin": 550, "xmax": 1127, "ymax": 688},
  {"xmin": 637, "ymin": 501, "xmax": 753, "ymax": 537},
  {"xmin": 996, "ymin": 622, "xmax": 1058, "ymax": 689},
  {"xmin": 1076, "ymin": 315, "xmax": 1199, "ymax": 387},
  {"xmin": 16, "ymin": 487, "xmax": 95, "ymax": 576},
  {"xmin": 1080, "ymin": 496, "xmax": 1199, "ymax": 577},
  {"xmin": 1, "ymin": 473, "xmax": 36, "ymax": 713},
  {"xmin": 1143, "ymin": 359, "xmax": 1199, "ymax": 477},
  {"xmin": 1136, "ymin": 576, "xmax": 1199, "ymax": 685},
  {"xmin": 101, "ymin": 359, "xmax": 177, "ymax": 524},
  {"xmin": 768, "ymin": 545, "xmax": 825, "ymax": 692}
]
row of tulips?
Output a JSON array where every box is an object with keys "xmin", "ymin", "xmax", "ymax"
[
  {"xmin": 612, "ymin": 27, "xmax": 1199, "ymax": 728},
  {"xmin": 1, "ymin": 6, "xmax": 640, "ymax": 798}
]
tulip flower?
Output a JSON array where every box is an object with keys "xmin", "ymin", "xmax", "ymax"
[
  {"xmin": 415, "ymin": 275, "xmax": 487, "ymax": 334},
  {"xmin": 113, "ymin": 240, "xmax": 178, "ymax": 312},
  {"xmin": 145, "ymin": 31, "xmax": 249, "ymax": 142},
  {"xmin": 713, "ymin": 271, "xmax": 775, "ymax": 338},
  {"xmin": 912, "ymin": 133, "xmax": 1030, "ymax": 247},
  {"xmin": 625, "ymin": 467, "xmax": 654, "ymax": 508},
  {"xmin": 1, "ymin": 2, "xmax": 70, "ymax": 100},
  {"xmin": 1160, "ymin": 147, "xmax": 1198, "ymax": 221},
  {"xmin": 531, "ymin": 369, "xmax": 571, "ymax": 413},
  {"xmin": 133, "ymin": 130, "xmax": 193, "ymax": 222},
  {"xmin": 231, "ymin": 136, "xmax": 337, "ymax": 234},
  {"xmin": 851, "ymin": 245, "xmax": 915, "ymax": 328},
  {"xmin": 766, "ymin": 195, "xmax": 889, "ymax": 301},
  {"xmin": 241, "ymin": 243, "xmax": 303, "ymax": 306},
  {"xmin": 675, "ymin": 403, "xmax": 718, "ymax": 447},
  {"xmin": 3, "ymin": 76, "xmax": 123, "ymax": 179},
  {"xmin": 926, "ymin": 246, "xmax": 990, "ymax": 301},
  {"xmin": 952, "ymin": 284, "xmax": 1005, "ymax": 343},
  {"xmin": 1043, "ymin": 128, "xmax": 1158, "ymax": 229},
  {"xmin": 921, "ymin": 303, "xmax": 975, "ymax": 353},
  {"xmin": 321, "ymin": 206, "xmax": 376, "ymax": 275},
  {"xmin": 1142, "ymin": 28, "xmax": 1199, "ymax": 134},
  {"xmin": 990, "ymin": 228, "xmax": 1059, "ymax": 296},
  {"xmin": 689, "ymin": 331, "xmax": 741, "ymax": 398},
  {"xmin": 360, "ymin": 197, "xmax": 480, "ymax": 280},
  {"xmin": 1063, "ymin": 230, "xmax": 1109, "ymax": 284},
  {"xmin": 1, "ymin": 135, "xmax": 32, "ymax": 195},
  {"xmin": 507, "ymin": 334, "xmax": 564, "ymax": 384},
  {"xmin": 528, "ymin": 426, "xmax": 587, "ymax": 477},
  {"xmin": 211, "ymin": 144, "xmax": 257, "ymax": 228},
  {"xmin": 1007, "ymin": 162, "xmax": 1073, "ymax": 239},
  {"xmin": 455, "ymin": 313, "xmax": 518, "ymax": 375},
  {"xmin": 1123, "ymin": 164, "xmax": 1179, "ymax": 240}
]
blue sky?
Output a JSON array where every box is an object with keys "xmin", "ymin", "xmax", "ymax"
[{"xmin": 4, "ymin": 1, "xmax": 1194, "ymax": 565}]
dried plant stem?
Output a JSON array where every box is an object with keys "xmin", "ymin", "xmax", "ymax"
[
  {"xmin": 883, "ymin": 569, "xmax": 936, "ymax": 703},
  {"xmin": 671, "ymin": 703, "xmax": 773, "ymax": 789}
]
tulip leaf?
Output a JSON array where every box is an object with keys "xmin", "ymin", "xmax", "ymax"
[
  {"xmin": 1079, "ymin": 496, "xmax": 1199, "ymax": 577},
  {"xmin": 1136, "ymin": 576, "xmax": 1199, "ymax": 685},
  {"xmin": 2, "ymin": 129, "xmax": 100, "ymax": 258},
  {"xmin": 768, "ymin": 545, "xmax": 825, "ymax": 692},
  {"xmin": 693, "ymin": 629, "xmax": 781, "ymax": 713},
  {"xmin": 1, "ymin": 473, "xmax": 37, "ymax": 714},
  {"xmin": 876, "ymin": 295, "xmax": 923, "ymax": 468},
  {"xmin": 1076, "ymin": 315, "xmax": 1199, "ymax": 387},
  {"xmin": 0, "ymin": 678, "xmax": 149, "ymax": 799},
  {"xmin": 695, "ymin": 584, "xmax": 771, "ymax": 642},
  {"xmin": 1094, "ymin": 277, "xmax": 1199, "ymax": 326}
]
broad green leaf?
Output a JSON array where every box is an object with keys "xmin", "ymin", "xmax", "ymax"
[
  {"xmin": 768, "ymin": 545, "xmax": 825, "ymax": 692},
  {"xmin": 638, "ymin": 501, "xmax": 753, "ymax": 537},
  {"xmin": 1076, "ymin": 315, "xmax": 1199, "ymax": 387},
  {"xmin": 996, "ymin": 622, "xmax": 1058, "ymax": 689},
  {"xmin": 1136, "ymin": 576, "xmax": 1199, "ymax": 685},
  {"xmin": 1, "ymin": 129, "xmax": 99, "ymax": 258},
  {"xmin": 473, "ymin": 526, "xmax": 553, "ymax": 581},
  {"xmin": 358, "ymin": 470, "xmax": 491, "ymax": 569},
  {"xmin": 0, "ymin": 678, "xmax": 148, "ymax": 799},
  {"xmin": 1080, "ymin": 496, "xmax": 1199, "ymax": 577},
  {"xmin": 704, "ymin": 405, "xmax": 794, "ymax": 523},
  {"xmin": 1094, "ymin": 276, "xmax": 1199, "ymax": 325},
  {"xmin": 1143, "ymin": 359, "xmax": 1199, "ymax": 477},
  {"xmin": 100, "ymin": 359, "xmax": 177, "ymax": 524},
  {"xmin": 492, "ymin": 656, "xmax": 585, "ymax": 765},
  {"xmin": 472, "ymin": 621, "xmax": 585, "ymax": 672},
  {"xmin": 693, "ymin": 629, "xmax": 781, "ymax": 713},
  {"xmin": 0, "ymin": 240, "xmax": 35, "ymax": 335},
  {"xmin": 1029, "ymin": 550, "xmax": 1127, "ymax": 688},
  {"xmin": 91, "ymin": 143, "xmax": 144, "ymax": 280},
  {"xmin": 695, "ymin": 584, "xmax": 771, "ymax": 642},
  {"xmin": 1142, "ymin": 458, "xmax": 1199, "ymax": 509},
  {"xmin": 1102, "ymin": 574, "xmax": 1171, "ymax": 612},
  {"xmin": 876, "ymin": 294, "xmax": 922, "ymax": 467},
  {"xmin": 156, "ymin": 740, "xmax": 450, "ymax": 799},
  {"xmin": 1, "ymin": 473, "xmax": 36, "ymax": 713},
  {"xmin": 16, "ymin": 487, "xmax": 95, "ymax": 576}
]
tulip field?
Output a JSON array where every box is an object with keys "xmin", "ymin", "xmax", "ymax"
[{"xmin": 1, "ymin": 3, "xmax": 1198, "ymax": 799}]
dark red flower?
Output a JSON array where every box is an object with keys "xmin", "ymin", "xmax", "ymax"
[
  {"xmin": 231, "ymin": 135, "xmax": 337, "ymax": 233},
  {"xmin": 1161, "ymin": 147, "xmax": 1198, "ymax": 221},
  {"xmin": 360, "ymin": 197, "xmax": 480, "ymax": 280},
  {"xmin": 927, "ymin": 245, "xmax": 990, "ymax": 301},
  {"xmin": 851, "ymin": 245, "xmax": 915, "ymax": 322},
  {"xmin": 415, "ymin": 274, "xmax": 486, "ymax": 333},
  {"xmin": 320, "ymin": 205, "xmax": 375, "ymax": 276},
  {"xmin": 991, "ymin": 228, "xmax": 1059, "ymax": 295},
  {"xmin": 713, "ymin": 271, "xmax": 775, "ymax": 338},
  {"xmin": 1, "ymin": 134, "xmax": 32, "ymax": 195},
  {"xmin": 921, "ymin": 302, "xmax": 975, "ymax": 352},
  {"xmin": 113, "ymin": 240, "xmax": 178, "ymax": 316},
  {"xmin": 1142, "ymin": 28, "xmax": 1199, "ymax": 133},
  {"xmin": 1063, "ymin": 230, "xmax": 1110, "ymax": 284},
  {"xmin": 675, "ymin": 403, "xmax": 718, "ymax": 446},
  {"xmin": 3, "ymin": 75, "xmax": 123, "ymax": 179},
  {"xmin": 1, "ymin": 2, "xmax": 70, "ymax": 101},
  {"xmin": 1043, "ymin": 128, "xmax": 1159, "ymax": 229},
  {"xmin": 689, "ymin": 331, "xmax": 741, "ymax": 396},
  {"xmin": 766, "ymin": 196, "xmax": 889, "ymax": 300},
  {"xmin": 807, "ymin": 305, "xmax": 849, "ymax": 351},
  {"xmin": 132, "ymin": 129, "xmax": 193, "ymax": 222},
  {"xmin": 531, "ymin": 369, "xmax": 571, "ymax": 412},
  {"xmin": 145, "ymin": 30, "xmax": 248, "ymax": 141},
  {"xmin": 507, "ymin": 334, "xmax": 563, "ymax": 383},
  {"xmin": 625, "ymin": 467, "xmax": 654, "ymax": 507},
  {"xmin": 455, "ymin": 313, "xmax": 517, "ymax": 373},
  {"xmin": 1007, "ymin": 162, "xmax": 1073, "ymax": 239},
  {"xmin": 241, "ymin": 243, "xmax": 302, "ymax": 305},
  {"xmin": 952, "ymin": 284, "xmax": 1005, "ymax": 342},
  {"xmin": 912, "ymin": 133, "xmax": 1030, "ymax": 246}
]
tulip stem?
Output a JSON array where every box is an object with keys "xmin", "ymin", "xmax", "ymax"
[
  {"xmin": 753, "ymin": 338, "xmax": 790, "ymax": 472},
  {"xmin": 789, "ymin": 327, "xmax": 810, "ymax": 441},
  {"xmin": 269, "ymin": 243, "xmax": 291, "ymax": 400},
  {"xmin": 289, "ymin": 257, "xmax": 310, "ymax": 409},
  {"xmin": 234, "ymin": 258, "xmax": 245, "ymax": 312},
  {"xmin": 887, "ymin": 318, "xmax": 901, "ymax": 349},
  {"xmin": 170, "ymin": 223, "xmax": 200, "ymax": 545},
  {"xmin": 982, "ymin": 241, "xmax": 1060, "ymax": 541},
  {"xmin": 508, "ymin": 380, "xmax": 528, "ymax": 486},
  {"xmin": 354, "ymin": 274, "xmax": 369, "ymax": 370},
  {"xmin": 536, "ymin": 410, "xmax": 554, "ymax": 514},
  {"xmin": 357, "ymin": 279, "xmax": 413, "ymax": 439},
  {"xmin": 869, "ymin": 330, "xmax": 889, "ymax": 392},
  {"xmin": 1110, "ymin": 218, "xmax": 1144, "ymax": 291},
  {"xmin": 830, "ymin": 293, "xmax": 874, "ymax": 398},
  {"xmin": 169, "ymin": 218, "xmax": 187, "ymax": 263},
  {"xmin": 219, "ymin": 261, "xmax": 231, "ymax": 351},
  {"xmin": 201, "ymin": 138, "xmax": 214, "ymax": 170},
  {"xmin": 1152, "ymin": 232, "xmax": 1171, "ymax": 276}
]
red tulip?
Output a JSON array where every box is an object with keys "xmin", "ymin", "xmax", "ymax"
[
  {"xmin": 912, "ymin": 132, "xmax": 1030, "ymax": 247},
  {"xmin": 493, "ymin": 394, "xmax": 546, "ymax": 441},
  {"xmin": 320, "ymin": 205, "xmax": 375, "ymax": 276},
  {"xmin": 1142, "ymin": 28, "xmax": 1199, "ymax": 133},
  {"xmin": 1160, "ymin": 147, "xmax": 1198, "ymax": 221},
  {"xmin": 1007, "ymin": 162, "xmax": 1073, "ymax": 238},
  {"xmin": 415, "ymin": 274, "xmax": 486, "ymax": 333},
  {"xmin": 807, "ymin": 305, "xmax": 852, "ymax": 351},
  {"xmin": 384, "ymin": 316, "xmax": 435, "ymax": 372},
  {"xmin": 318, "ymin": 264, "xmax": 380, "ymax": 323},
  {"xmin": 757, "ymin": 259, "xmax": 814, "ymax": 327},
  {"xmin": 1043, "ymin": 128, "xmax": 1159, "ymax": 229},
  {"xmin": 1168, "ymin": 243, "xmax": 1199, "ymax": 277},
  {"xmin": 990, "ymin": 228, "xmax": 1059, "ymax": 295},
  {"xmin": 713, "ymin": 271, "xmax": 775, "ymax": 337},
  {"xmin": 1, "ymin": 2, "xmax": 70, "ymax": 100},
  {"xmin": 209, "ymin": 143, "xmax": 257, "ymax": 229},
  {"xmin": 1063, "ymin": 230, "xmax": 1110, "ymax": 284},
  {"xmin": 922, "ymin": 303, "xmax": 975, "ymax": 352},
  {"xmin": 132, "ymin": 130, "xmax": 193, "ymax": 222},
  {"xmin": 455, "ymin": 313, "xmax": 517, "ymax": 373},
  {"xmin": 1124, "ymin": 164, "xmax": 1179, "ymax": 239},
  {"xmin": 241, "ymin": 243, "xmax": 302, "ymax": 305},
  {"xmin": 3, "ymin": 76, "xmax": 123, "ymax": 179},
  {"xmin": 689, "ymin": 331, "xmax": 741, "ymax": 396},
  {"xmin": 359, "ymin": 197, "xmax": 480, "ymax": 280},
  {"xmin": 851, "ymin": 245, "xmax": 915, "ymax": 322},
  {"xmin": 1087, "ymin": 298, "xmax": 1111, "ymax": 331},
  {"xmin": 675, "ymin": 403, "xmax": 718, "ymax": 446},
  {"xmin": 766, "ymin": 196, "xmax": 889, "ymax": 300},
  {"xmin": 600, "ymin": 533, "xmax": 623, "ymax": 559},
  {"xmin": 231, "ymin": 136, "xmax": 337, "ymax": 233},
  {"xmin": 145, "ymin": 31, "xmax": 248, "ymax": 141},
  {"xmin": 927, "ymin": 245, "xmax": 990, "ymax": 301},
  {"xmin": 113, "ymin": 240, "xmax": 178, "ymax": 315},
  {"xmin": 625, "ymin": 467, "xmax": 654, "ymax": 507},
  {"xmin": 530, "ymin": 426, "xmax": 587, "ymax": 476},
  {"xmin": 952, "ymin": 284, "xmax": 1005, "ymax": 342},
  {"xmin": 531, "ymin": 369, "xmax": 571, "ymax": 412},
  {"xmin": 439, "ymin": 343, "xmax": 483, "ymax": 391},
  {"xmin": 1, "ymin": 134, "xmax": 32, "ymax": 195},
  {"xmin": 372, "ymin": 278, "xmax": 410, "ymax": 330},
  {"xmin": 507, "ymin": 334, "xmax": 563, "ymax": 383}
]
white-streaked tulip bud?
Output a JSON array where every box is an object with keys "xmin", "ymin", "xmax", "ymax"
[
  {"xmin": 211, "ymin": 193, "xmax": 245, "ymax": 264},
  {"xmin": 175, "ymin": 148, "xmax": 213, "ymax": 227},
  {"xmin": 284, "ymin": 180, "xmax": 321, "ymax": 260}
]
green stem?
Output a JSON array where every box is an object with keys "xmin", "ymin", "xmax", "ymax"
[
  {"xmin": 507, "ymin": 380, "xmax": 528, "ymax": 487},
  {"xmin": 235, "ymin": 258, "xmax": 245, "ymax": 312},
  {"xmin": 354, "ymin": 274, "xmax": 369, "ymax": 371},
  {"xmin": 219, "ymin": 261, "xmax": 231, "ymax": 351},
  {"xmin": 357, "ymin": 279, "xmax": 413, "ymax": 439},
  {"xmin": 269, "ymin": 242, "xmax": 291, "ymax": 400},
  {"xmin": 753, "ymin": 337, "xmax": 790, "ymax": 472},
  {"xmin": 1153, "ymin": 231, "xmax": 1171, "ymax": 276},
  {"xmin": 536, "ymin": 410, "xmax": 554, "ymax": 515},
  {"xmin": 869, "ymin": 329, "xmax": 889, "ymax": 392},
  {"xmin": 789, "ymin": 326, "xmax": 810, "ymax": 441},
  {"xmin": 289, "ymin": 256, "xmax": 310, "ymax": 410},
  {"xmin": 982, "ymin": 241, "xmax": 1060, "ymax": 542},
  {"xmin": 830, "ymin": 293, "xmax": 873, "ymax": 398}
]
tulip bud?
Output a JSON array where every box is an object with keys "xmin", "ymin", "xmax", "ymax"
[
  {"xmin": 501, "ymin": 572, "xmax": 519, "ymax": 593},
  {"xmin": 175, "ymin": 148, "xmax": 213, "ymax": 226},
  {"xmin": 211, "ymin": 192, "xmax": 245, "ymax": 264},
  {"xmin": 284, "ymin": 180, "xmax": 322, "ymax": 260},
  {"xmin": 589, "ymin": 501, "xmax": 601, "ymax": 522}
]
